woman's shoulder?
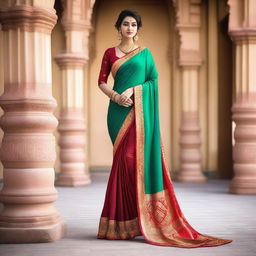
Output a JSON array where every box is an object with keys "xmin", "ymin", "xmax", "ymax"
[
  {"xmin": 139, "ymin": 46, "xmax": 150, "ymax": 53},
  {"xmin": 104, "ymin": 47, "xmax": 115, "ymax": 53},
  {"xmin": 139, "ymin": 45, "xmax": 147, "ymax": 50},
  {"xmin": 101, "ymin": 47, "xmax": 115, "ymax": 57},
  {"xmin": 136, "ymin": 45, "xmax": 148, "ymax": 51},
  {"xmin": 140, "ymin": 46, "xmax": 153, "ymax": 56}
]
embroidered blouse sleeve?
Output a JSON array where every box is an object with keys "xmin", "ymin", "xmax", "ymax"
[{"xmin": 98, "ymin": 49, "xmax": 111, "ymax": 86}]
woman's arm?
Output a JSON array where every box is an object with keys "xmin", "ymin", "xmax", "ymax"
[
  {"xmin": 98, "ymin": 82, "xmax": 133, "ymax": 107},
  {"xmin": 98, "ymin": 82, "xmax": 114, "ymax": 98},
  {"xmin": 98, "ymin": 49, "xmax": 133, "ymax": 107}
]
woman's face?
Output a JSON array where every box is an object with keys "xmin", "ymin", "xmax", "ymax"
[{"xmin": 119, "ymin": 16, "xmax": 138, "ymax": 39}]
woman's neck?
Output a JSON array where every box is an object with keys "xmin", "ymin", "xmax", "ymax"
[{"xmin": 118, "ymin": 38, "xmax": 135, "ymax": 48}]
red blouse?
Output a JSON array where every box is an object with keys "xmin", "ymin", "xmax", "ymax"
[
  {"xmin": 98, "ymin": 47, "xmax": 120, "ymax": 86},
  {"xmin": 98, "ymin": 46, "xmax": 141, "ymax": 86}
]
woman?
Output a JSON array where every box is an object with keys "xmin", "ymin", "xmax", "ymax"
[{"xmin": 97, "ymin": 9, "xmax": 232, "ymax": 248}]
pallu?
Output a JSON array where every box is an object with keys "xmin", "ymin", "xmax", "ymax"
[{"xmin": 97, "ymin": 46, "xmax": 232, "ymax": 247}]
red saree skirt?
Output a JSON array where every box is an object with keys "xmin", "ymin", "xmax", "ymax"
[{"xmin": 97, "ymin": 117, "xmax": 141, "ymax": 239}]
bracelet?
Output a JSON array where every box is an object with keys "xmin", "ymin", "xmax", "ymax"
[
  {"xmin": 110, "ymin": 91, "xmax": 118, "ymax": 102},
  {"xmin": 109, "ymin": 90, "xmax": 115, "ymax": 99},
  {"xmin": 112, "ymin": 93, "xmax": 119, "ymax": 103},
  {"xmin": 109, "ymin": 90, "xmax": 117, "ymax": 99},
  {"xmin": 111, "ymin": 92, "xmax": 118, "ymax": 101}
]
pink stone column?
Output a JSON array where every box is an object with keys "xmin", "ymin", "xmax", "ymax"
[
  {"xmin": 228, "ymin": 0, "xmax": 256, "ymax": 194},
  {"xmin": 176, "ymin": 66, "xmax": 206, "ymax": 183},
  {"xmin": 173, "ymin": 0, "xmax": 206, "ymax": 183},
  {"xmin": 54, "ymin": 0, "xmax": 94, "ymax": 186},
  {"xmin": 0, "ymin": 2, "xmax": 66, "ymax": 243},
  {"xmin": 55, "ymin": 55, "xmax": 91, "ymax": 186}
]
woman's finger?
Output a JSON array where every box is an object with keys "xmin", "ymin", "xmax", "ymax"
[
  {"xmin": 124, "ymin": 98, "xmax": 132, "ymax": 104},
  {"xmin": 122, "ymin": 102, "xmax": 132, "ymax": 107}
]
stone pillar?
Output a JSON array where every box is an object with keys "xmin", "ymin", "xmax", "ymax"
[
  {"xmin": 54, "ymin": 0, "xmax": 94, "ymax": 186},
  {"xmin": 0, "ymin": 1, "xmax": 66, "ymax": 243},
  {"xmin": 173, "ymin": 0, "xmax": 206, "ymax": 183},
  {"xmin": 228, "ymin": 0, "xmax": 256, "ymax": 194}
]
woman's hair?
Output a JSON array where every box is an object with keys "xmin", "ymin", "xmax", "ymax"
[{"xmin": 115, "ymin": 9, "xmax": 142, "ymax": 30}]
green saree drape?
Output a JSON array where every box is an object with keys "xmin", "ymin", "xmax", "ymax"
[{"xmin": 100, "ymin": 46, "xmax": 232, "ymax": 247}]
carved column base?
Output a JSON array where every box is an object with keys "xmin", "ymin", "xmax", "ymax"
[
  {"xmin": 55, "ymin": 108, "xmax": 91, "ymax": 187},
  {"xmin": 55, "ymin": 169, "xmax": 91, "ymax": 186},
  {"xmin": 0, "ymin": 100, "xmax": 67, "ymax": 243},
  {"xmin": 230, "ymin": 177, "xmax": 256, "ymax": 194},
  {"xmin": 176, "ymin": 111, "xmax": 206, "ymax": 183},
  {"xmin": 176, "ymin": 164, "xmax": 206, "ymax": 183},
  {"xmin": 229, "ymin": 100, "xmax": 256, "ymax": 194},
  {"xmin": 0, "ymin": 221, "xmax": 66, "ymax": 243}
]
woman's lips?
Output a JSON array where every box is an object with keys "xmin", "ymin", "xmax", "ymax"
[{"xmin": 127, "ymin": 32, "xmax": 133, "ymax": 34}]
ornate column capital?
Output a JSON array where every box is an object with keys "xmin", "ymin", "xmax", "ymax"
[
  {"xmin": 228, "ymin": 0, "xmax": 256, "ymax": 43},
  {"xmin": 57, "ymin": 0, "xmax": 95, "ymax": 59},
  {"xmin": 0, "ymin": 4, "xmax": 57, "ymax": 34},
  {"xmin": 172, "ymin": 0, "xmax": 202, "ymax": 66},
  {"xmin": 55, "ymin": 53, "xmax": 87, "ymax": 69},
  {"xmin": 60, "ymin": 0, "xmax": 95, "ymax": 26}
]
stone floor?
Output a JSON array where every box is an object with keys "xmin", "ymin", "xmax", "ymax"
[{"xmin": 0, "ymin": 172, "xmax": 256, "ymax": 256}]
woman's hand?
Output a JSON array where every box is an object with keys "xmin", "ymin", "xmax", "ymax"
[
  {"xmin": 114, "ymin": 94, "xmax": 133, "ymax": 107},
  {"xmin": 118, "ymin": 87, "xmax": 134, "ymax": 106}
]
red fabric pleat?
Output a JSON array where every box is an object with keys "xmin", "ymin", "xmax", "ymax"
[{"xmin": 100, "ymin": 118, "xmax": 138, "ymax": 221}]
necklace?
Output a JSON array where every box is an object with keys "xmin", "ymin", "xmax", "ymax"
[{"xmin": 118, "ymin": 44, "xmax": 135, "ymax": 54}]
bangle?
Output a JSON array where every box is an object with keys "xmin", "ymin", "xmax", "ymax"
[
  {"xmin": 112, "ymin": 93, "xmax": 119, "ymax": 102},
  {"xmin": 109, "ymin": 90, "xmax": 117, "ymax": 100},
  {"xmin": 109, "ymin": 90, "xmax": 115, "ymax": 99},
  {"xmin": 111, "ymin": 91, "xmax": 118, "ymax": 101},
  {"xmin": 111, "ymin": 92, "xmax": 117, "ymax": 100}
]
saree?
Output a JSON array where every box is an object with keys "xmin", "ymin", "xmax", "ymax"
[{"xmin": 97, "ymin": 46, "xmax": 232, "ymax": 247}]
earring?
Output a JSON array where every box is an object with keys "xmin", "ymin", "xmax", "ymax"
[
  {"xmin": 133, "ymin": 34, "xmax": 139, "ymax": 41},
  {"xmin": 118, "ymin": 31, "xmax": 122, "ymax": 40}
]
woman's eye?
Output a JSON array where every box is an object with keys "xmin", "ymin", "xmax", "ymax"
[{"xmin": 122, "ymin": 23, "xmax": 137, "ymax": 26}]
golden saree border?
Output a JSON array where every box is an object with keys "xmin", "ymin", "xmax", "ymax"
[
  {"xmin": 113, "ymin": 107, "xmax": 135, "ymax": 155},
  {"xmin": 134, "ymin": 85, "xmax": 180, "ymax": 246},
  {"xmin": 111, "ymin": 46, "xmax": 145, "ymax": 79},
  {"xmin": 134, "ymin": 85, "xmax": 232, "ymax": 247},
  {"xmin": 160, "ymin": 135, "xmax": 172, "ymax": 181},
  {"xmin": 97, "ymin": 217, "xmax": 141, "ymax": 240},
  {"xmin": 134, "ymin": 85, "xmax": 179, "ymax": 244}
]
